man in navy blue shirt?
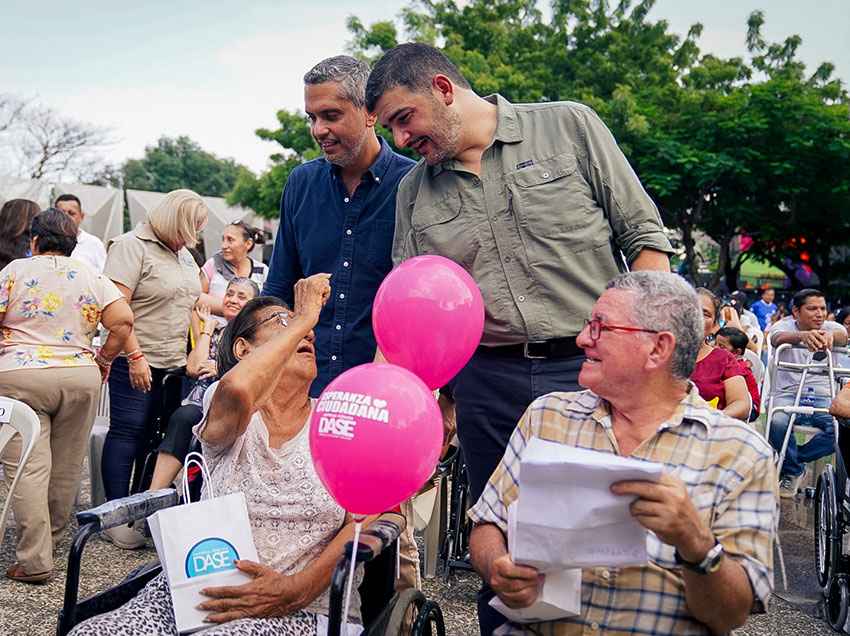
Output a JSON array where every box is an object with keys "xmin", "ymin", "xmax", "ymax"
[{"xmin": 263, "ymin": 55, "xmax": 415, "ymax": 397}]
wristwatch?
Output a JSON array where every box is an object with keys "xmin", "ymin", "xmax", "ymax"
[{"xmin": 675, "ymin": 539, "xmax": 725, "ymax": 574}]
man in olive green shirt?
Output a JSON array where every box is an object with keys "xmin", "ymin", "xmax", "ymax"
[{"xmin": 366, "ymin": 45, "xmax": 672, "ymax": 632}]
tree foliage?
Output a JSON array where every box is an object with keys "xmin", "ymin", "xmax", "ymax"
[
  {"xmin": 122, "ymin": 135, "xmax": 248, "ymax": 198},
  {"xmin": 236, "ymin": 0, "xmax": 850, "ymax": 290}
]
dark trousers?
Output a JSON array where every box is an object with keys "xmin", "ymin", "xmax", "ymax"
[
  {"xmin": 450, "ymin": 348, "xmax": 583, "ymax": 636},
  {"xmin": 157, "ymin": 404, "xmax": 202, "ymax": 462},
  {"xmin": 101, "ymin": 357, "xmax": 167, "ymax": 501}
]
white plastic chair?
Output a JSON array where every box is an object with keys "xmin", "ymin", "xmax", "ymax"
[
  {"xmin": 743, "ymin": 349, "xmax": 765, "ymax": 386},
  {"xmin": 0, "ymin": 396, "xmax": 42, "ymax": 542}
]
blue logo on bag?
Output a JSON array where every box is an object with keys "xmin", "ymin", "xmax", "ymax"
[{"xmin": 185, "ymin": 537, "xmax": 239, "ymax": 578}]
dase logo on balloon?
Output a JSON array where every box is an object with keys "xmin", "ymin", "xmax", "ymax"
[
  {"xmin": 316, "ymin": 392, "xmax": 390, "ymax": 441},
  {"xmin": 185, "ymin": 538, "xmax": 239, "ymax": 578}
]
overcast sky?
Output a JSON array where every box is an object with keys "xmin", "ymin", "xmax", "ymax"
[{"xmin": 2, "ymin": 0, "xmax": 848, "ymax": 175}]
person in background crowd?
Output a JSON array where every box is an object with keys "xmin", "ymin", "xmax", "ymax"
[
  {"xmin": 751, "ymin": 287, "xmax": 777, "ymax": 331},
  {"xmin": 715, "ymin": 326, "xmax": 761, "ymax": 421},
  {"xmin": 0, "ymin": 198, "xmax": 40, "ymax": 270},
  {"xmin": 469, "ymin": 272, "xmax": 777, "ymax": 636},
  {"xmin": 767, "ymin": 302, "xmax": 789, "ymax": 329},
  {"xmin": 199, "ymin": 221, "xmax": 267, "ymax": 320},
  {"xmin": 691, "ymin": 289, "xmax": 751, "ymax": 420},
  {"xmin": 835, "ymin": 307, "xmax": 850, "ymax": 332},
  {"xmin": 101, "ymin": 189, "xmax": 208, "ymax": 549},
  {"xmin": 54, "ymin": 194, "xmax": 107, "ymax": 273},
  {"xmin": 263, "ymin": 54, "xmax": 421, "ymax": 591},
  {"xmin": 767, "ymin": 288, "xmax": 848, "ymax": 497},
  {"xmin": 146, "ymin": 277, "xmax": 259, "ymax": 494},
  {"xmin": 0, "ymin": 209, "xmax": 133, "ymax": 583}
]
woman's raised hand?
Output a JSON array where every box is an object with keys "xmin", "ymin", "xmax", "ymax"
[{"xmin": 293, "ymin": 274, "xmax": 331, "ymax": 328}]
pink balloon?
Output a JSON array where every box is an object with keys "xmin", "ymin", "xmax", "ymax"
[
  {"xmin": 309, "ymin": 363, "xmax": 443, "ymax": 516},
  {"xmin": 373, "ymin": 255, "xmax": 484, "ymax": 390}
]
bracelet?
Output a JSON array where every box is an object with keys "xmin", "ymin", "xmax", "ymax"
[
  {"xmin": 95, "ymin": 352, "xmax": 114, "ymax": 367},
  {"xmin": 128, "ymin": 352, "xmax": 145, "ymax": 363},
  {"xmin": 126, "ymin": 349, "xmax": 141, "ymax": 358}
]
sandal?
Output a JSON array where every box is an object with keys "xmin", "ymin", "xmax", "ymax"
[{"xmin": 5, "ymin": 563, "xmax": 51, "ymax": 584}]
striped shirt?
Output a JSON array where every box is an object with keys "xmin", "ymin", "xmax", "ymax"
[{"xmin": 468, "ymin": 385, "xmax": 778, "ymax": 635}]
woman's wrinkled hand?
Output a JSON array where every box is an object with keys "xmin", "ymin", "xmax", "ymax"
[
  {"xmin": 197, "ymin": 360, "xmax": 218, "ymax": 380},
  {"xmin": 128, "ymin": 355, "xmax": 153, "ymax": 392},
  {"xmin": 198, "ymin": 560, "xmax": 310, "ymax": 623},
  {"xmin": 293, "ymin": 274, "xmax": 331, "ymax": 328}
]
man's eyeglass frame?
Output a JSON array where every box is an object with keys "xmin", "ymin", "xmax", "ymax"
[{"xmin": 583, "ymin": 317, "xmax": 659, "ymax": 343}]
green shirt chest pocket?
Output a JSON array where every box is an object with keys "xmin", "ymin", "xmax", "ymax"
[
  {"xmin": 411, "ymin": 194, "xmax": 479, "ymax": 268},
  {"xmin": 509, "ymin": 152, "xmax": 604, "ymax": 247}
]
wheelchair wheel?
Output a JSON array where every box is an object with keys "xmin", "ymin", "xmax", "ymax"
[
  {"xmin": 826, "ymin": 575, "xmax": 849, "ymax": 632},
  {"xmin": 816, "ymin": 467, "xmax": 840, "ymax": 591}
]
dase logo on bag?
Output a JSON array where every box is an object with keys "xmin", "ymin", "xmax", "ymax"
[{"xmin": 185, "ymin": 537, "xmax": 239, "ymax": 578}]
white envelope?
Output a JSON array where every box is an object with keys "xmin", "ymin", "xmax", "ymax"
[
  {"xmin": 489, "ymin": 502, "xmax": 581, "ymax": 623},
  {"xmin": 514, "ymin": 438, "xmax": 664, "ymax": 571}
]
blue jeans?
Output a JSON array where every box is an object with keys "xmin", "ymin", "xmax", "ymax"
[
  {"xmin": 448, "ymin": 348, "xmax": 583, "ymax": 636},
  {"xmin": 768, "ymin": 393, "xmax": 835, "ymax": 478},
  {"xmin": 101, "ymin": 357, "xmax": 168, "ymax": 500}
]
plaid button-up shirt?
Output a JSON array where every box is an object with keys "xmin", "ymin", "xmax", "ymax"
[{"xmin": 468, "ymin": 385, "xmax": 778, "ymax": 635}]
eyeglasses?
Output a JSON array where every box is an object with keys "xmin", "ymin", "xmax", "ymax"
[
  {"xmin": 583, "ymin": 317, "xmax": 659, "ymax": 343},
  {"xmin": 248, "ymin": 310, "xmax": 290, "ymax": 332}
]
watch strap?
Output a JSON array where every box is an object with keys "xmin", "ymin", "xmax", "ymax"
[{"xmin": 675, "ymin": 539, "xmax": 724, "ymax": 574}]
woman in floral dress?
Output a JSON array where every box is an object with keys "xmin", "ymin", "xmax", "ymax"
[{"xmin": 0, "ymin": 208, "xmax": 133, "ymax": 583}]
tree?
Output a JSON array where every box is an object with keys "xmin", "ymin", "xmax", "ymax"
[
  {"xmin": 347, "ymin": 0, "xmax": 850, "ymax": 290},
  {"xmin": 0, "ymin": 95, "xmax": 112, "ymax": 182},
  {"xmin": 122, "ymin": 135, "xmax": 248, "ymax": 198},
  {"xmin": 227, "ymin": 111, "xmax": 320, "ymax": 218}
]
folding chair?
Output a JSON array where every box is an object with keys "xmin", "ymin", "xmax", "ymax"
[
  {"xmin": 0, "ymin": 396, "xmax": 42, "ymax": 543},
  {"xmin": 743, "ymin": 349, "xmax": 765, "ymax": 387}
]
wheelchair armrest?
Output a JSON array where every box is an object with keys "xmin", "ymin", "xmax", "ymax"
[
  {"xmin": 75, "ymin": 488, "xmax": 179, "ymax": 531},
  {"xmin": 345, "ymin": 512, "xmax": 406, "ymax": 564}
]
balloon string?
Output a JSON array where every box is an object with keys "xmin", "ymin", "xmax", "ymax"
[{"xmin": 343, "ymin": 520, "xmax": 362, "ymax": 631}]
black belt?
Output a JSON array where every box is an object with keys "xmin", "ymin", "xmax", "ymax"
[{"xmin": 477, "ymin": 337, "xmax": 582, "ymax": 359}]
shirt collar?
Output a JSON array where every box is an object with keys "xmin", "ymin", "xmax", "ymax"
[
  {"xmin": 134, "ymin": 221, "xmax": 171, "ymax": 251},
  {"xmin": 590, "ymin": 382, "xmax": 713, "ymax": 434},
  {"xmin": 430, "ymin": 93, "xmax": 523, "ymax": 178},
  {"xmin": 329, "ymin": 136, "xmax": 394, "ymax": 183}
]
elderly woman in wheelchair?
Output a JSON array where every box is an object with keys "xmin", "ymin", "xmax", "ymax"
[{"xmin": 70, "ymin": 274, "xmax": 378, "ymax": 635}]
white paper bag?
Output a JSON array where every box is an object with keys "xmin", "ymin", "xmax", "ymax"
[
  {"xmin": 489, "ymin": 502, "xmax": 581, "ymax": 623},
  {"xmin": 148, "ymin": 453, "xmax": 259, "ymax": 633},
  {"xmin": 514, "ymin": 438, "xmax": 664, "ymax": 570}
]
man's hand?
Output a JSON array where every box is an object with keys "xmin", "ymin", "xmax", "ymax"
[
  {"xmin": 801, "ymin": 329, "xmax": 834, "ymax": 352},
  {"xmin": 611, "ymin": 473, "xmax": 714, "ymax": 563},
  {"xmin": 199, "ymin": 560, "xmax": 309, "ymax": 623},
  {"xmin": 831, "ymin": 385, "xmax": 850, "ymax": 420},
  {"xmin": 489, "ymin": 554, "xmax": 543, "ymax": 609}
]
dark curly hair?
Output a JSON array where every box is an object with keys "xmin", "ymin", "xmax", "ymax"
[{"xmin": 31, "ymin": 208, "xmax": 78, "ymax": 257}]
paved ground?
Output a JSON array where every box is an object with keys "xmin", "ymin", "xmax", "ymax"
[{"xmin": 0, "ymin": 462, "xmax": 843, "ymax": 635}]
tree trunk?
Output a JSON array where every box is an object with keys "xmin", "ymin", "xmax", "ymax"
[{"xmin": 680, "ymin": 218, "xmax": 697, "ymax": 282}]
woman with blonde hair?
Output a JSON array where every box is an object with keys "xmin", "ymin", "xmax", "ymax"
[{"xmin": 101, "ymin": 189, "xmax": 208, "ymax": 548}]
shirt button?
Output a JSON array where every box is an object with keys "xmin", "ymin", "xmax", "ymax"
[
  {"xmin": 331, "ymin": 355, "xmax": 337, "ymax": 361},
  {"xmin": 601, "ymin": 570, "xmax": 610, "ymax": 580},
  {"xmin": 542, "ymin": 172, "xmax": 550, "ymax": 179},
  {"xmin": 472, "ymin": 177, "xmax": 480, "ymax": 186},
  {"xmin": 375, "ymin": 176, "xmax": 381, "ymax": 182},
  {"xmin": 344, "ymin": 197, "xmax": 350, "ymax": 203},
  {"xmin": 505, "ymin": 256, "xmax": 512, "ymax": 263},
  {"xmin": 339, "ymin": 293, "xmax": 345, "ymax": 299},
  {"xmin": 346, "ymin": 229, "xmax": 352, "ymax": 235},
  {"xmin": 343, "ymin": 261, "xmax": 349, "ymax": 267},
  {"xmin": 518, "ymin": 295, "xmax": 526, "ymax": 302},
  {"xmin": 590, "ymin": 621, "xmax": 600, "ymax": 631},
  {"xmin": 335, "ymin": 324, "xmax": 342, "ymax": 330}
]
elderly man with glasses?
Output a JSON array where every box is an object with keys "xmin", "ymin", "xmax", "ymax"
[{"xmin": 468, "ymin": 271, "xmax": 778, "ymax": 635}]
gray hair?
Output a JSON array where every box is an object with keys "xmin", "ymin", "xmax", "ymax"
[
  {"xmin": 606, "ymin": 271, "xmax": 702, "ymax": 380},
  {"xmin": 303, "ymin": 55, "xmax": 370, "ymax": 109}
]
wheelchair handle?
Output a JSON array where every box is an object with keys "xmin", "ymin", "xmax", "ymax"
[
  {"xmin": 342, "ymin": 512, "xmax": 405, "ymax": 564},
  {"xmin": 75, "ymin": 489, "xmax": 179, "ymax": 531}
]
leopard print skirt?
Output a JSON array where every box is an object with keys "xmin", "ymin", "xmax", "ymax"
[{"xmin": 68, "ymin": 573, "xmax": 318, "ymax": 635}]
